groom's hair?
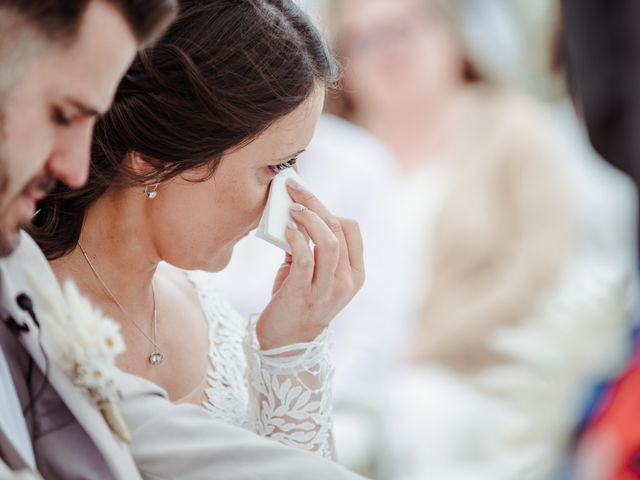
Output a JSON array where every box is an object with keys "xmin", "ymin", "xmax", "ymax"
[
  {"xmin": 0, "ymin": 0, "xmax": 177, "ymax": 49},
  {"xmin": 0, "ymin": 0, "xmax": 177, "ymax": 115}
]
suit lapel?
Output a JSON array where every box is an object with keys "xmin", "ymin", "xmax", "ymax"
[{"xmin": 0, "ymin": 232, "xmax": 141, "ymax": 479}]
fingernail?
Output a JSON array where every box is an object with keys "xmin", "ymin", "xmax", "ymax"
[
  {"xmin": 286, "ymin": 220, "xmax": 298, "ymax": 230},
  {"xmin": 286, "ymin": 178, "xmax": 306, "ymax": 191},
  {"xmin": 290, "ymin": 203, "xmax": 308, "ymax": 212}
]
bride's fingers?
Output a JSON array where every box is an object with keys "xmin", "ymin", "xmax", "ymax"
[
  {"xmin": 298, "ymin": 225, "xmax": 311, "ymax": 245},
  {"xmin": 341, "ymin": 218, "xmax": 365, "ymax": 281},
  {"xmin": 287, "ymin": 183, "xmax": 350, "ymax": 274},
  {"xmin": 290, "ymin": 205, "xmax": 340, "ymax": 292},
  {"xmin": 285, "ymin": 223, "xmax": 314, "ymax": 290}
]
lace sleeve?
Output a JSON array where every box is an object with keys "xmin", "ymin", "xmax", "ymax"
[
  {"xmin": 244, "ymin": 322, "xmax": 335, "ymax": 458},
  {"xmin": 187, "ymin": 271, "xmax": 335, "ymax": 457}
]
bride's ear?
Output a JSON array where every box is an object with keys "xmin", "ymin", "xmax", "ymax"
[{"xmin": 127, "ymin": 150, "xmax": 162, "ymax": 178}]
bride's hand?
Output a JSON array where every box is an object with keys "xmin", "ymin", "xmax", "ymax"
[{"xmin": 256, "ymin": 179, "xmax": 365, "ymax": 350}]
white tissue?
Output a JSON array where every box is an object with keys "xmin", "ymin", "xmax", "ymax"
[{"xmin": 255, "ymin": 167, "xmax": 308, "ymax": 252}]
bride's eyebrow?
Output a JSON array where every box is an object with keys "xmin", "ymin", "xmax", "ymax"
[{"xmin": 270, "ymin": 149, "xmax": 306, "ymax": 163}]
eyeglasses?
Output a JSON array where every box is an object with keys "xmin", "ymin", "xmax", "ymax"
[{"xmin": 341, "ymin": 18, "xmax": 424, "ymax": 58}]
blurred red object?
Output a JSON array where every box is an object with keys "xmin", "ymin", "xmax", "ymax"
[{"xmin": 576, "ymin": 352, "xmax": 640, "ymax": 479}]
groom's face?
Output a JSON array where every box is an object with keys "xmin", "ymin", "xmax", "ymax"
[{"xmin": 0, "ymin": 0, "xmax": 138, "ymax": 256}]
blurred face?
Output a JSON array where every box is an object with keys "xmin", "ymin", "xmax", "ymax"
[
  {"xmin": 335, "ymin": 0, "xmax": 464, "ymax": 111},
  {"xmin": 0, "ymin": 0, "xmax": 137, "ymax": 256},
  {"xmin": 148, "ymin": 88, "xmax": 326, "ymax": 271}
]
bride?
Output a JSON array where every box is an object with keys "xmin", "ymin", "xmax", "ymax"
[{"xmin": 29, "ymin": 0, "xmax": 363, "ymax": 458}]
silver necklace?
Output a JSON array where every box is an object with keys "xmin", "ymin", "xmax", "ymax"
[{"xmin": 78, "ymin": 242, "xmax": 164, "ymax": 366}]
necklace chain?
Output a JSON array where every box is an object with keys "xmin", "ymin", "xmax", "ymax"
[{"xmin": 77, "ymin": 241, "xmax": 164, "ymax": 366}]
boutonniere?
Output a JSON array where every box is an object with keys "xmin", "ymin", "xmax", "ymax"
[{"xmin": 27, "ymin": 274, "xmax": 130, "ymax": 443}]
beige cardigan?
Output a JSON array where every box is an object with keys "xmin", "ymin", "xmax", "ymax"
[{"xmin": 412, "ymin": 89, "xmax": 574, "ymax": 372}]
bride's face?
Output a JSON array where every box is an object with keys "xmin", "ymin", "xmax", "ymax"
[{"xmin": 146, "ymin": 88, "xmax": 325, "ymax": 271}]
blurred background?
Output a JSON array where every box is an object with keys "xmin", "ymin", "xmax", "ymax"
[{"xmin": 212, "ymin": 1, "xmax": 640, "ymax": 478}]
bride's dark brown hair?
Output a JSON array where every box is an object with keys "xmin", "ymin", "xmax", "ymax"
[{"xmin": 29, "ymin": 0, "xmax": 338, "ymax": 259}]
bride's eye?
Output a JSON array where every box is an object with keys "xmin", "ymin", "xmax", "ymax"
[{"xmin": 268, "ymin": 158, "xmax": 297, "ymax": 175}]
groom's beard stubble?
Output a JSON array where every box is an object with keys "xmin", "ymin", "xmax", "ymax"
[
  {"xmin": 0, "ymin": 123, "xmax": 14, "ymax": 257},
  {"xmin": 0, "ymin": 102, "xmax": 50, "ymax": 258},
  {"xmin": 0, "ymin": 144, "xmax": 55, "ymax": 257}
]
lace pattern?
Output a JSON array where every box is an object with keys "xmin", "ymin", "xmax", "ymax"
[
  {"xmin": 188, "ymin": 272, "xmax": 334, "ymax": 457},
  {"xmin": 245, "ymin": 326, "xmax": 334, "ymax": 457}
]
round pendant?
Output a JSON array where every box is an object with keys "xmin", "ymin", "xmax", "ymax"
[{"xmin": 149, "ymin": 352, "xmax": 164, "ymax": 365}]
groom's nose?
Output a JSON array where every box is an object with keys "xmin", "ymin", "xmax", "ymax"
[{"xmin": 47, "ymin": 121, "xmax": 95, "ymax": 189}]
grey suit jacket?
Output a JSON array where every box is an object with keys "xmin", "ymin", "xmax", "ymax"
[
  {"xmin": 0, "ymin": 232, "xmax": 365, "ymax": 480},
  {"xmin": 0, "ymin": 234, "xmax": 142, "ymax": 479}
]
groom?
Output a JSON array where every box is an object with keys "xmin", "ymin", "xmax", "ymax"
[
  {"xmin": 0, "ymin": 1, "xmax": 364, "ymax": 479},
  {"xmin": 0, "ymin": 1, "xmax": 175, "ymax": 477}
]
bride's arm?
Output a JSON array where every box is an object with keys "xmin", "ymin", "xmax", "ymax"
[
  {"xmin": 244, "ymin": 323, "xmax": 335, "ymax": 458},
  {"xmin": 243, "ymin": 183, "xmax": 364, "ymax": 458},
  {"xmin": 188, "ymin": 272, "xmax": 335, "ymax": 457}
]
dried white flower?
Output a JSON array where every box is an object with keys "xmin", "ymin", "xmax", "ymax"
[{"xmin": 27, "ymin": 274, "xmax": 130, "ymax": 442}]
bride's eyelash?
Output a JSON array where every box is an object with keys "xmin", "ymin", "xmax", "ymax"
[{"xmin": 268, "ymin": 158, "xmax": 297, "ymax": 175}]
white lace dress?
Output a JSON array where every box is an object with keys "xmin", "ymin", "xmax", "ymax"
[{"xmin": 184, "ymin": 271, "xmax": 334, "ymax": 458}]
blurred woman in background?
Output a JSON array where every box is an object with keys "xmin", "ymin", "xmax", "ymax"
[
  {"xmin": 324, "ymin": 0, "xmax": 636, "ymax": 478},
  {"xmin": 327, "ymin": 0, "xmax": 570, "ymax": 372}
]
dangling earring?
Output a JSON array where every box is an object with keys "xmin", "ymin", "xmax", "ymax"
[{"xmin": 144, "ymin": 183, "xmax": 159, "ymax": 199}]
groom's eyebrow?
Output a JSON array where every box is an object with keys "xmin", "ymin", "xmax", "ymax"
[{"xmin": 65, "ymin": 97, "xmax": 103, "ymax": 118}]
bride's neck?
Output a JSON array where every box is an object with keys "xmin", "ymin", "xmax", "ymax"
[{"xmin": 50, "ymin": 188, "xmax": 159, "ymax": 318}]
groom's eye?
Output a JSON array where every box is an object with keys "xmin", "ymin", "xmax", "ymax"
[{"xmin": 52, "ymin": 107, "xmax": 73, "ymax": 127}]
